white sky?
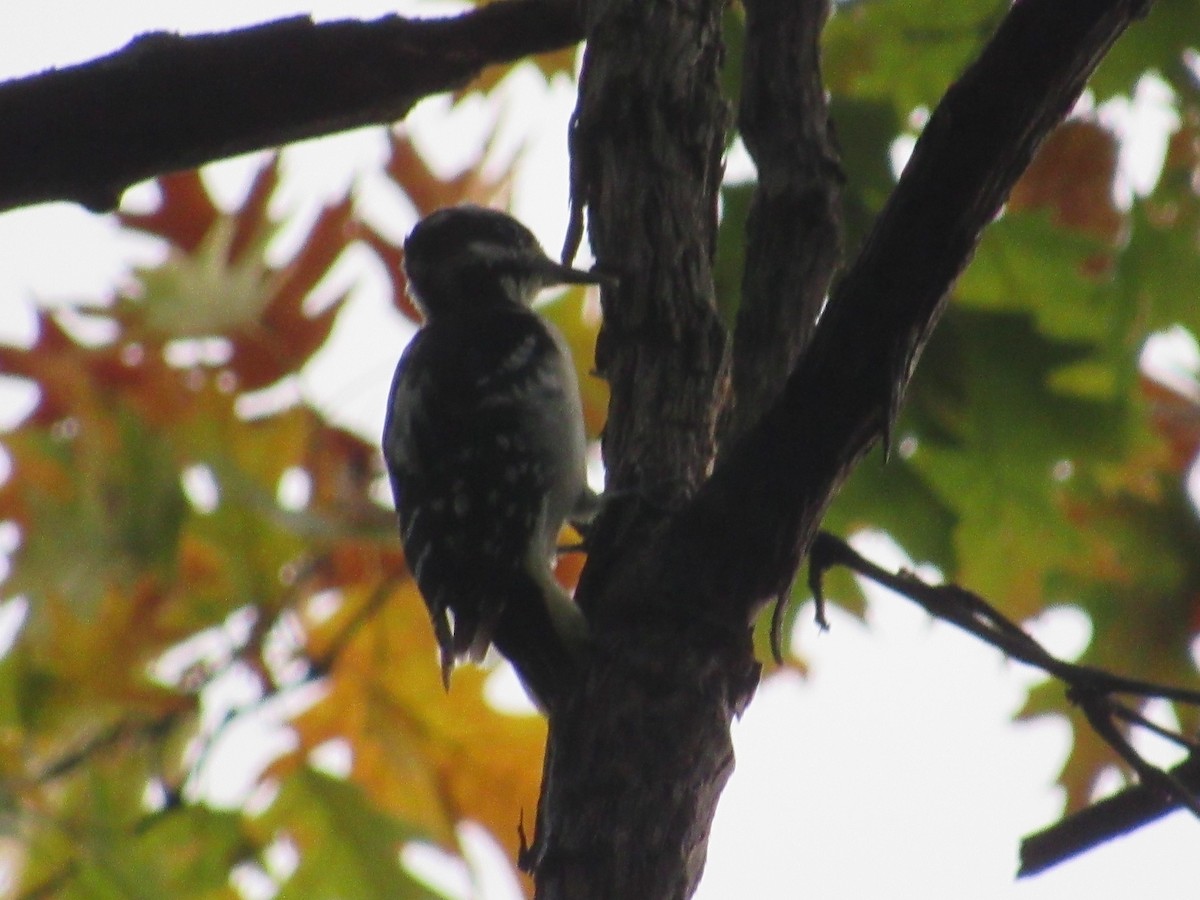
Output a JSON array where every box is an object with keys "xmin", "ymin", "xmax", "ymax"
[{"xmin": 1, "ymin": 3, "xmax": 1198, "ymax": 899}]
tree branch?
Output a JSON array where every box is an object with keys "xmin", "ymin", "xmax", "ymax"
[
  {"xmin": 1020, "ymin": 755, "xmax": 1200, "ymax": 877},
  {"xmin": 0, "ymin": 0, "xmax": 583, "ymax": 214},
  {"xmin": 563, "ymin": 0, "xmax": 731, "ymax": 505},
  {"xmin": 808, "ymin": 533, "xmax": 1200, "ymax": 710},
  {"xmin": 806, "ymin": 531, "xmax": 1200, "ymax": 877},
  {"xmin": 532, "ymin": 1, "xmax": 757, "ymax": 896},
  {"xmin": 723, "ymin": 0, "xmax": 843, "ymax": 446},
  {"xmin": 668, "ymin": 0, "xmax": 1157, "ymax": 624},
  {"xmin": 565, "ymin": 0, "xmax": 733, "ymax": 601}
]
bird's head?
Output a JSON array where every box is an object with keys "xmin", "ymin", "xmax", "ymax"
[{"xmin": 402, "ymin": 205, "xmax": 604, "ymax": 319}]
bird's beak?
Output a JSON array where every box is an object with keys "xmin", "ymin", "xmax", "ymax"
[{"xmin": 539, "ymin": 259, "xmax": 618, "ymax": 291}]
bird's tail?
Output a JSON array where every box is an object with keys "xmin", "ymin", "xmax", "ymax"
[{"xmin": 489, "ymin": 568, "xmax": 587, "ymax": 710}]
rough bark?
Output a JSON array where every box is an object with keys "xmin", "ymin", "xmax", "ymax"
[
  {"xmin": 535, "ymin": 0, "xmax": 1158, "ymax": 896},
  {"xmin": 0, "ymin": 0, "xmax": 583, "ymax": 213},
  {"xmin": 724, "ymin": 0, "xmax": 843, "ymax": 445},
  {"xmin": 564, "ymin": 0, "xmax": 731, "ymax": 504},
  {"xmin": 531, "ymin": 633, "xmax": 757, "ymax": 899},
  {"xmin": 564, "ymin": 0, "xmax": 733, "ymax": 600},
  {"xmin": 529, "ymin": 2, "xmax": 753, "ymax": 898}
]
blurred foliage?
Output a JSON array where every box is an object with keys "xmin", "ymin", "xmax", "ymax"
[
  {"xmin": 0, "ymin": 114, "xmax": 593, "ymax": 895},
  {"xmin": 802, "ymin": 1, "xmax": 1200, "ymax": 813},
  {"xmin": 1, "ymin": 0, "xmax": 1199, "ymax": 896}
]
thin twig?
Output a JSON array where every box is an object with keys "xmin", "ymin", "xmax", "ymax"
[{"xmin": 808, "ymin": 530, "xmax": 1200, "ymax": 874}]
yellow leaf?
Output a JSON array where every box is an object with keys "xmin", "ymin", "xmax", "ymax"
[{"xmin": 279, "ymin": 579, "xmax": 545, "ymax": 874}]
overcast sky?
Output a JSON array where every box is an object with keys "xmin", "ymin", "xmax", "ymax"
[{"xmin": 1, "ymin": 4, "xmax": 1197, "ymax": 898}]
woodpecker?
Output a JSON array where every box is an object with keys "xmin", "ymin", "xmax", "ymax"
[{"xmin": 382, "ymin": 205, "xmax": 603, "ymax": 708}]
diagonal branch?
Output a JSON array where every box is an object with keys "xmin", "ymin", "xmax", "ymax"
[
  {"xmin": 666, "ymin": 0, "xmax": 1157, "ymax": 622},
  {"xmin": 808, "ymin": 531, "xmax": 1200, "ymax": 875},
  {"xmin": 807, "ymin": 533, "xmax": 1200, "ymax": 710},
  {"xmin": 0, "ymin": 0, "xmax": 584, "ymax": 214},
  {"xmin": 1020, "ymin": 754, "xmax": 1200, "ymax": 876}
]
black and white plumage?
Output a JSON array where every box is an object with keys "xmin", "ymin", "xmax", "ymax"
[{"xmin": 382, "ymin": 205, "xmax": 602, "ymax": 707}]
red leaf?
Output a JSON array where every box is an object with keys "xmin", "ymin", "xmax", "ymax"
[
  {"xmin": 1009, "ymin": 120, "xmax": 1124, "ymax": 244},
  {"xmin": 384, "ymin": 131, "xmax": 514, "ymax": 215},
  {"xmin": 118, "ymin": 170, "xmax": 219, "ymax": 253},
  {"xmin": 352, "ymin": 221, "xmax": 420, "ymax": 322},
  {"xmin": 270, "ymin": 197, "xmax": 354, "ymax": 312},
  {"xmin": 1141, "ymin": 373, "xmax": 1200, "ymax": 474},
  {"xmin": 228, "ymin": 156, "xmax": 283, "ymax": 264}
]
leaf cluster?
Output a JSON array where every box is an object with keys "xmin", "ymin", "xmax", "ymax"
[
  {"xmin": 2, "ymin": 0, "xmax": 1200, "ymax": 893},
  {"xmin": 0, "ymin": 104, "xmax": 605, "ymax": 895}
]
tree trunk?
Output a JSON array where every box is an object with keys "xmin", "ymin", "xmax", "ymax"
[
  {"xmin": 531, "ymin": 2, "xmax": 756, "ymax": 896},
  {"xmin": 0, "ymin": 0, "xmax": 1157, "ymax": 894},
  {"xmin": 527, "ymin": 0, "xmax": 1157, "ymax": 896}
]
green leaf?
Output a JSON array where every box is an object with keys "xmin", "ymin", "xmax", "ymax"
[
  {"xmin": 1089, "ymin": 0, "xmax": 1200, "ymax": 100},
  {"xmin": 1023, "ymin": 473, "xmax": 1200, "ymax": 810},
  {"xmin": 956, "ymin": 212, "xmax": 1111, "ymax": 340},
  {"xmin": 135, "ymin": 217, "xmax": 274, "ymax": 337},
  {"xmin": 719, "ymin": 4, "xmax": 746, "ymax": 112},
  {"xmin": 1055, "ymin": 479, "xmax": 1200, "ymax": 683},
  {"xmin": 16, "ymin": 754, "xmax": 247, "ymax": 899},
  {"xmin": 4, "ymin": 408, "xmax": 187, "ymax": 616},
  {"xmin": 901, "ymin": 309, "xmax": 1132, "ymax": 610},
  {"xmin": 714, "ymin": 182, "xmax": 753, "ymax": 327},
  {"xmin": 1107, "ymin": 201, "xmax": 1200, "ymax": 342},
  {"xmin": 825, "ymin": 445, "xmax": 958, "ymax": 573},
  {"xmin": 265, "ymin": 769, "xmax": 446, "ymax": 900},
  {"xmin": 824, "ymin": 0, "xmax": 1007, "ymax": 115},
  {"xmin": 115, "ymin": 408, "xmax": 190, "ymax": 572},
  {"xmin": 829, "ymin": 96, "xmax": 902, "ymax": 253}
]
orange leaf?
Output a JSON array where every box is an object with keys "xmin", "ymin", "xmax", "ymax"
[
  {"xmin": 279, "ymin": 580, "xmax": 546, "ymax": 868},
  {"xmin": 228, "ymin": 156, "xmax": 282, "ymax": 264},
  {"xmin": 1140, "ymin": 373, "xmax": 1200, "ymax": 474},
  {"xmin": 1164, "ymin": 119, "xmax": 1200, "ymax": 173},
  {"xmin": 119, "ymin": 170, "xmax": 219, "ymax": 253},
  {"xmin": 268, "ymin": 196, "xmax": 354, "ymax": 313},
  {"xmin": 352, "ymin": 220, "xmax": 421, "ymax": 322},
  {"xmin": 385, "ymin": 130, "xmax": 515, "ymax": 215},
  {"xmin": 1009, "ymin": 119, "xmax": 1124, "ymax": 244},
  {"xmin": 302, "ymin": 425, "xmax": 379, "ymax": 513}
]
